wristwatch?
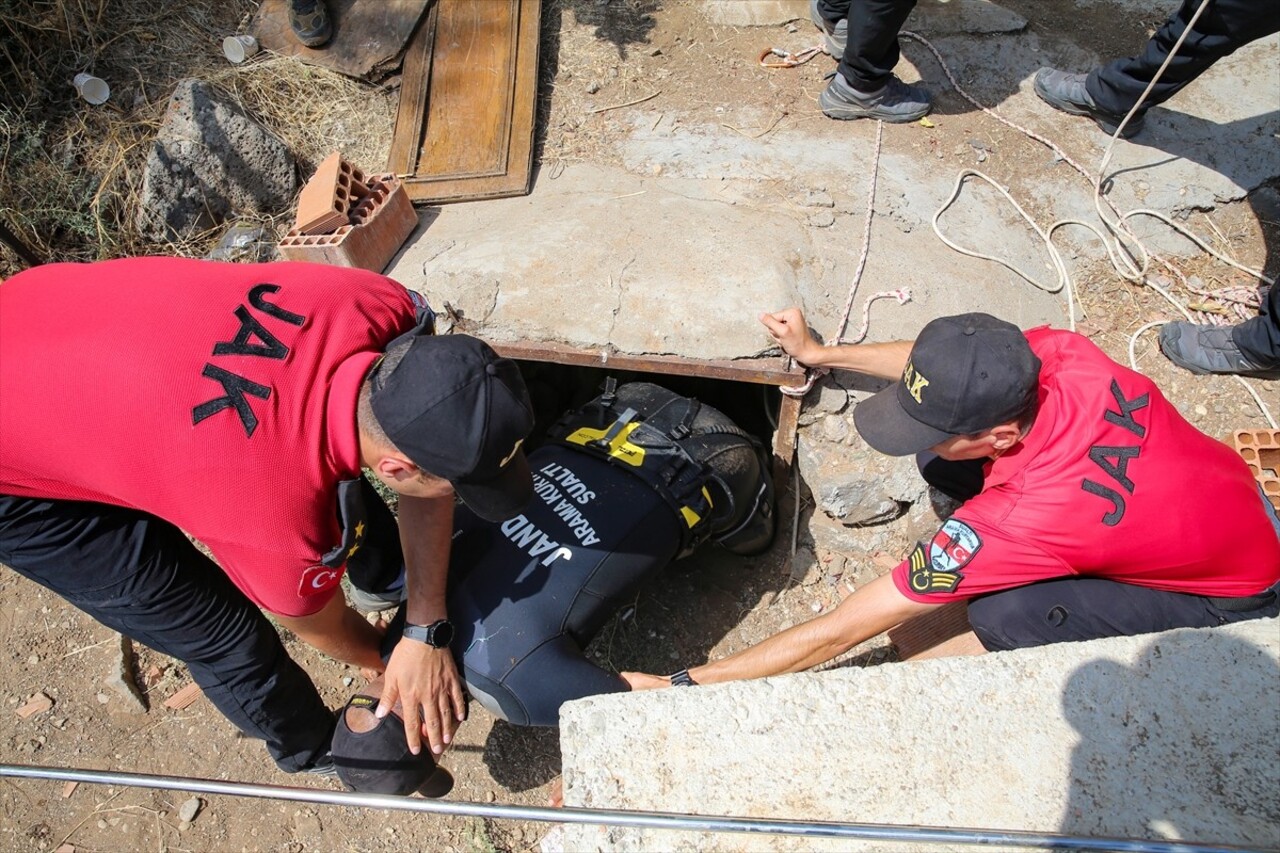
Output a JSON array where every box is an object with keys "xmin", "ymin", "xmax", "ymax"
[
  {"xmin": 402, "ymin": 618, "xmax": 455, "ymax": 649},
  {"xmin": 669, "ymin": 668, "xmax": 698, "ymax": 687}
]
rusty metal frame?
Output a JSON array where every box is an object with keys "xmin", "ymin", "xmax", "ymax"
[{"xmin": 488, "ymin": 340, "xmax": 805, "ymax": 481}]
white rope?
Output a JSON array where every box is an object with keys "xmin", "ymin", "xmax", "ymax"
[
  {"xmin": 900, "ymin": 6, "xmax": 1274, "ymax": 427},
  {"xmin": 781, "ymin": 119, "xmax": 913, "ymax": 397}
]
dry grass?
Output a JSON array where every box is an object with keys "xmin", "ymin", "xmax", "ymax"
[{"xmin": 0, "ymin": 0, "xmax": 394, "ymax": 276}]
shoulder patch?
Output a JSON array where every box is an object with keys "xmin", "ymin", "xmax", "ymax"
[
  {"xmin": 299, "ymin": 565, "xmax": 343, "ymax": 597},
  {"xmin": 907, "ymin": 518, "xmax": 981, "ymax": 595},
  {"xmin": 929, "ymin": 518, "xmax": 982, "ymax": 575}
]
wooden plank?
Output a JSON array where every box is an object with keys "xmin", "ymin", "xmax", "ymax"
[
  {"xmin": 393, "ymin": 0, "xmax": 542, "ymax": 203},
  {"xmin": 487, "ymin": 339, "xmax": 806, "ymax": 386},
  {"xmin": 388, "ymin": 0, "xmax": 438, "ymax": 175}
]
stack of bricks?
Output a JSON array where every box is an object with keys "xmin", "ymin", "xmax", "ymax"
[
  {"xmin": 1230, "ymin": 429, "xmax": 1280, "ymax": 510},
  {"xmin": 278, "ymin": 152, "xmax": 417, "ymax": 272}
]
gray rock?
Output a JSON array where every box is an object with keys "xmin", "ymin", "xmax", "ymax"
[
  {"xmin": 103, "ymin": 633, "xmax": 147, "ymax": 714},
  {"xmin": 138, "ymin": 79, "xmax": 296, "ymax": 241},
  {"xmin": 795, "ymin": 376, "xmax": 851, "ymax": 425},
  {"xmin": 177, "ymin": 797, "xmax": 201, "ymax": 823},
  {"xmin": 796, "ymin": 432, "xmax": 926, "ymax": 526}
]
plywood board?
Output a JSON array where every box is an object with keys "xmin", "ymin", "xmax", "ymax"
[
  {"xmin": 391, "ymin": 0, "xmax": 541, "ymax": 203},
  {"xmin": 251, "ymin": 0, "xmax": 431, "ymax": 80}
]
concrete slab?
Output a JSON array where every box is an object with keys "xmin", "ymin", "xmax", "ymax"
[
  {"xmin": 702, "ymin": 0, "xmax": 808, "ymax": 28},
  {"xmin": 555, "ymin": 618, "xmax": 1280, "ymax": 852},
  {"xmin": 392, "ymin": 22, "xmax": 1277, "ymax": 360}
]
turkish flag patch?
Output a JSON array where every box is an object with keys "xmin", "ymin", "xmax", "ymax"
[{"xmin": 298, "ymin": 565, "xmax": 343, "ymax": 596}]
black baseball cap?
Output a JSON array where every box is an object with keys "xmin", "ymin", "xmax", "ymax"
[
  {"xmin": 331, "ymin": 693, "xmax": 454, "ymax": 798},
  {"xmin": 853, "ymin": 313, "xmax": 1041, "ymax": 456},
  {"xmin": 369, "ymin": 332, "xmax": 534, "ymax": 522}
]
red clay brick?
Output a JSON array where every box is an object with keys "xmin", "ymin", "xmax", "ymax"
[
  {"xmin": 278, "ymin": 175, "xmax": 417, "ymax": 272},
  {"xmin": 295, "ymin": 152, "xmax": 350, "ymax": 235},
  {"xmin": 1231, "ymin": 429, "xmax": 1280, "ymax": 510}
]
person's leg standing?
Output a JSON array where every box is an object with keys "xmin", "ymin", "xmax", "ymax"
[
  {"xmin": 968, "ymin": 575, "xmax": 1280, "ymax": 651},
  {"xmin": 1088, "ymin": 0, "xmax": 1280, "ymax": 117},
  {"xmin": 0, "ymin": 494, "xmax": 335, "ymax": 773},
  {"xmin": 818, "ymin": 0, "xmax": 929, "ymax": 122},
  {"xmin": 839, "ymin": 0, "xmax": 917, "ymax": 92},
  {"xmin": 1231, "ymin": 282, "xmax": 1280, "ymax": 369}
]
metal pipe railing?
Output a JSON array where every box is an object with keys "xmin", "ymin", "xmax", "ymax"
[{"xmin": 0, "ymin": 763, "xmax": 1259, "ymax": 853}]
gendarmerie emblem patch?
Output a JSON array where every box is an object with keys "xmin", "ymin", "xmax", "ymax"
[
  {"xmin": 928, "ymin": 518, "xmax": 982, "ymax": 576},
  {"xmin": 907, "ymin": 537, "xmax": 964, "ymax": 595}
]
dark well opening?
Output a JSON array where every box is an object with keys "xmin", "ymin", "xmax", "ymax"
[{"xmin": 512, "ymin": 359, "xmax": 781, "ymax": 454}]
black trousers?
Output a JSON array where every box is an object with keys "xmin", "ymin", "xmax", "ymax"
[
  {"xmin": 1086, "ymin": 0, "xmax": 1280, "ymax": 116},
  {"xmin": 1232, "ymin": 283, "xmax": 1280, "ymax": 369},
  {"xmin": 818, "ymin": 0, "xmax": 919, "ymax": 91},
  {"xmin": 917, "ymin": 454, "xmax": 1280, "ymax": 651},
  {"xmin": 0, "ymin": 486, "xmax": 401, "ymax": 773}
]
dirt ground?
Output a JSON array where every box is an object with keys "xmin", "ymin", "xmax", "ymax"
[{"xmin": 1, "ymin": 1, "xmax": 1277, "ymax": 851}]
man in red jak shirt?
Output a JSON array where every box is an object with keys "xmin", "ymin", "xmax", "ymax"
[
  {"xmin": 627, "ymin": 309, "xmax": 1279, "ymax": 690},
  {"xmin": 0, "ymin": 258, "xmax": 534, "ymax": 774}
]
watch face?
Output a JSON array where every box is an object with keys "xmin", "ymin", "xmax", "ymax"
[{"xmin": 431, "ymin": 620, "xmax": 455, "ymax": 648}]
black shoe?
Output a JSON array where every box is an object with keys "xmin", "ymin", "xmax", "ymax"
[
  {"xmin": 820, "ymin": 73, "xmax": 931, "ymax": 123},
  {"xmin": 290, "ymin": 0, "xmax": 333, "ymax": 49},
  {"xmin": 1159, "ymin": 321, "xmax": 1280, "ymax": 380},
  {"xmin": 809, "ymin": 0, "xmax": 847, "ymax": 56},
  {"xmin": 1033, "ymin": 68, "xmax": 1144, "ymax": 139},
  {"xmin": 302, "ymin": 751, "xmax": 339, "ymax": 777}
]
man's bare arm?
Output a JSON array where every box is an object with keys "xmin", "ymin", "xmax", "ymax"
[
  {"xmin": 760, "ymin": 307, "xmax": 913, "ymax": 379},
  {"xmin": 376, "ymin": 490, "xmax": 467, "ymax": 756},
  {"xmin": 623, "ymin": 573, "xmax": 938, "ymax": 688},
  {"xmin": 275, "ymin": 592, "xmax": 385, "ymax": 671}
]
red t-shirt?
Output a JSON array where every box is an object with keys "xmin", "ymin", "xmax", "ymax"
[
  {"xmin": 894, "ymin": 327, "xmax": 1280, "ymax": 603},
  {"xmin": 0, "ymin": 258, "xmax": 417, "ymax": 616}
]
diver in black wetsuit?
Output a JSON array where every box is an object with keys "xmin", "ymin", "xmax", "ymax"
[{"xmin": 385, "ymin": 381, "xmax": 775, "ymax": 726}]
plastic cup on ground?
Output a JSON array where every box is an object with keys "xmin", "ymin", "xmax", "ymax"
[
  {"xmin": 73, "ymin": 73, "xmax": 109, "ymax": 105},
  {"xmin": 222, "ymin": 34, "xmax": 260, "ymax": 64}
]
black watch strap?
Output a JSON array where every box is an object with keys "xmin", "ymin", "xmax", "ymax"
[
  {"xmin": 402, "ymin": 618, "xmax": 454, "ymax": 649},
  {"xmin": 670, "ymin": 668, "xmax": 698, "ymax": 687}
]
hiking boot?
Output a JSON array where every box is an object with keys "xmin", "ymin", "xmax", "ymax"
[
  {"xmin": 1158, "ymin": 321, "xmax": 1280, "ymax": 380},
  {"xmin": 290, "ymin": 0, "xmax": 333, "ymax": 48},
  {"xmin": 1032, "ymin": 68, "xmax": 1144, "ymax": 139},
  {"xmin": 820, "ymin": 73, "xmax": 931, "ymax": 123},
  {"xmin": 809, "ymin": 0, "xmax": 847, "ymax": 56}
]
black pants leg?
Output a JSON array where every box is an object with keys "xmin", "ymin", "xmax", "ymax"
[
  {"xmin": 820, "ymin": 0, "xmax": 919, "ymax": 91},
  {"xmin": 1231, "ymin": 284, "xmax": 1280, "ymax": 368},
  {"xmin": 969, "ymin": 576, "xmax": 1280, "ymax": 651},
  {"xmin": 1086, "ymin": 0, "xmax": 1280, "ymax": 116},
  {"xmin": 0, "ymin": 495, "xmax": 334, "ymax": 773}
]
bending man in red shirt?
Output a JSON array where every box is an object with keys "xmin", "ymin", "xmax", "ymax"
[
  {"xmin": 625, "ymin": 308, "xmax": 1280, "ymax": 689},
  {"xmin": 0, "ymin": 258, "xmax": 534, "ymax": 774}
]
